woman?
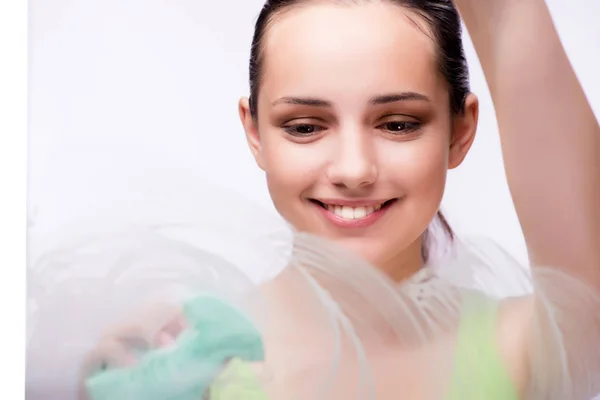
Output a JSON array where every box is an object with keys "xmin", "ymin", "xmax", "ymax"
[{"xmin": 79, "ymin": 0, "xmax": 600, "ymax": 399}]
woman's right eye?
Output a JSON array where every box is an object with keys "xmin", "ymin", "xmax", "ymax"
[{"xmin": 283, "ymin": 123, "xmax": 325, "ymax": 137}]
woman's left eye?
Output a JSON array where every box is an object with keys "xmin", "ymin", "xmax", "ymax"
[
  {"xmin": 378, "ymin": 121, "xmax": 421, "ymax": 134},
  {"xmin": 283, "ymin": 123, "xmax": 324, "ymax": 137}
]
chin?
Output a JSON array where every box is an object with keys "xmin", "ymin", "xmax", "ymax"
[{"xmin": 328, "ymin": 236, "xmax": 384, "ymax": 266}]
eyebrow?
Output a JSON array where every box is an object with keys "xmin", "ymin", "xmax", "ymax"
[
  {"xmin": 272, "ymin": 97, "xmax": 332, "ymax": 107},
  {"xmin": 272, "ymin": 91, "xmax": 430, "ymax": 107},
  {"xmin": 369, "ymin": 92, "xmax": 431, "ymax": 105}
]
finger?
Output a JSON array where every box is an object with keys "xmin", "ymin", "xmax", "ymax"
[
  {"xmin": 115, "ymin": 302, "xmax": 184, "ymax": 342},
  {"xmin": 155, "ymin": 331, "xmax": 176, "ymax": 348},
  {"xmin": 154, "ymin": 315, "xmax": 189, "ymax": 348},
  {"xmin": 98, "ymin": 303, "xmax": 183, "ymax": 346},
  {"xmin": 78, "ymin": 338, "xmax": 135, "ymax": 400},
  {"xmin": 81, "ymin": 338, "xmax": 136, "ymax": 379}
]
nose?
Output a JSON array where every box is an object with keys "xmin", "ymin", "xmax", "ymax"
[{"xmin": 326, "ymin": 129, "xmax": 378, "ymax": 189}]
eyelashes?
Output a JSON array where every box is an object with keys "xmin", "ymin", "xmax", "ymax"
[
  {"xmin": 283, "ymin": 123, "xmax": 325, "ymax": 137},
  {"xmin": 282, "ymin": 120, "xmax": 422, "ymax": 138},
  {"xmin": 376, "ymin": 121, "xmax": 421, "ymax": 135}
]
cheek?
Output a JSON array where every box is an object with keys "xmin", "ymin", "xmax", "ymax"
[
  {"xmin": 380, "ymin": 133, "xmax": 450, "ymax": 205},
  {"xmin": 371, "ymin": 133, "xmax": 450, "ymax": 261},
  {"xmin": 260, "ymin": 134, "xmax": 323, "ymax": 222}
]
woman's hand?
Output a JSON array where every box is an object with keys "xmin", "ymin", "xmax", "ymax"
[{"xmin": 77, "ymin": 303, "xmax": 188, "ymax": 400}]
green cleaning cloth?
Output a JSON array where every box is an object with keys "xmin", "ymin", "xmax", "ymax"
[{"xmin": 85, "ymin": 295, "xmax": 265, "ymax": 400}]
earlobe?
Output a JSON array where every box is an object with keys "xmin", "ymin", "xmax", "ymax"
[
  {"xmin": 238, "ymin": 97, "xmax": 265, "ymax": 171},
  {"xmin": 448, "ymin": 93, "xmax": 479, "ymax": 170}
]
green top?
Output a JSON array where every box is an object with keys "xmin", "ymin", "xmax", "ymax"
[
  {"xmin": 210, "ymin": 291, "xmax": 520, "ymax": 400},
  {"xmin": 85, "ymin": 291, "xmax": 519, "ymax": 400},
  {"xmin": 446, "ymin": 291, "xmax": 520, "ymax": 400}
]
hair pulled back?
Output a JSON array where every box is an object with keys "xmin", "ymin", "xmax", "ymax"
[{"xmin": 247, "ymin": 0, "xmax": 470, "ymax": 261}]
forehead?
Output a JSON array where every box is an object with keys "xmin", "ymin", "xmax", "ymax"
[{"xmin": 260, "ymin": 2, "xmax": 444, "ymax": 104}]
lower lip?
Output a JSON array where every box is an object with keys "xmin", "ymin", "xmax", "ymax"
[{"xmin": 313, "ymin": 200, "xmax": 395, "ymax": 229}]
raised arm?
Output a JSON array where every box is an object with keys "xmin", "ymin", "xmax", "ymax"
[{"xmin": 455, "ymin": 0, "xmax": 600, "ymax": 288}]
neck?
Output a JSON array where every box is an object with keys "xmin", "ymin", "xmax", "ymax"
[
  {"xmin": 257, "ymin": 234, "xmax": 428, "ymax": 346},
  {"xmin": 377, "ymin": 236, "xmax": 425, "ymax": 283}
]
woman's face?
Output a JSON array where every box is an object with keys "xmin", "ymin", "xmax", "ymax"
[{"xmin": 240, "ymin": 2, "xmax": 477, "ymax": 277}]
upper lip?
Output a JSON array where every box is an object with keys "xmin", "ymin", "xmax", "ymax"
[{"xmin": 311, "ymin": 198, "xmax": 395, "ymax": 207}]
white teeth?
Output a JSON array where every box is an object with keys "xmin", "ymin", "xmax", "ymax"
[
  {"xmin": 353, "ymin": 207, "xmax": 367, "ymax": 219},
  {"xmin": 325, "ymin": 203, "xmax": 385, "ymax": 220},
  {"xmin": 342, "ymin": 206, "xmax": 354, "ymax": 220}
]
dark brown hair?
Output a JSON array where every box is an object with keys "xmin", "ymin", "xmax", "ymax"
[{"xmin": 247, "ymin": 0, "xmax": 468, "ymax": 262}]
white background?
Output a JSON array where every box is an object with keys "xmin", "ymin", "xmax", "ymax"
[
  {"xmin": 29, "ymin": 0, "xmax": 600, "ymax": 266},
  {"xmin": 0, "ymin": 1, "xmax": 596, "ymax": 399},
  {"xmin": 0, "ymin": 0, "xmax": 26, "ymax": 397}
]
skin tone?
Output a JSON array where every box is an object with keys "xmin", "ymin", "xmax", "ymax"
[
  {"xmin": 235, "ymin": 3, "xmax": 481, "ymax": 396},
  {"xmin": 237, "ymin": 0, "xmax": 600, "ymax": 396},
  {"xmin": 81, "ymin": 0, "xmax": 599, "ymax": 398},
  {"xmin": 458, "ymin": 0, "xmax": 600, "ymax": 288},
  {"xmin": 240, "ymin": 2, "xmax": 478, "ymax": 282}
]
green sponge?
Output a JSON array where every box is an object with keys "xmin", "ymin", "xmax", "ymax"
[{"xmin": 85, "ymin": 295, "xmax": 265, "ymax": 400}]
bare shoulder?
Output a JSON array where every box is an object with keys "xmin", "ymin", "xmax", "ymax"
[{"xmin": 496, "ymin": 294, "xmax": 537, "ymax": 397}]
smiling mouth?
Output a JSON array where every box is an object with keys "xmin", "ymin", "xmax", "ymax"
[{"xmin": 310, "ymin": 199, "xmax": 396, "ymax": 221}]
